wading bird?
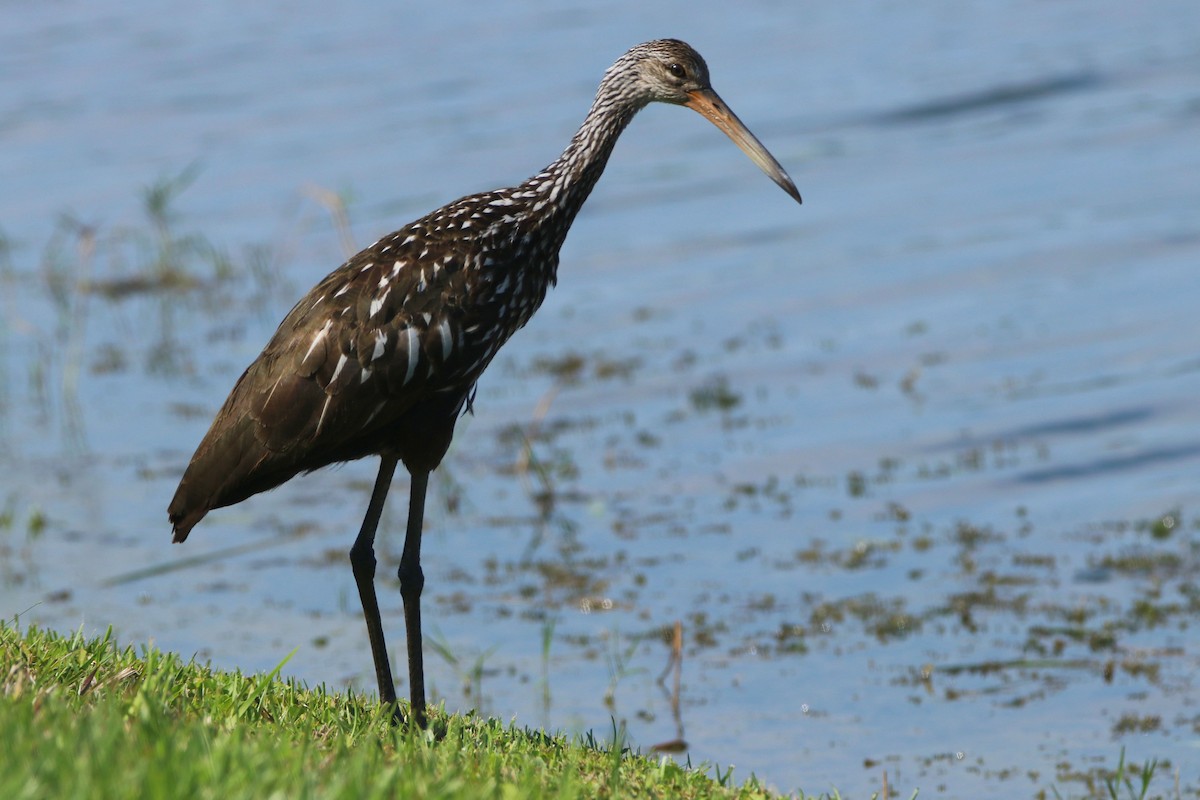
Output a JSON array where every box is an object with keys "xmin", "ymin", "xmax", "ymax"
[{"xmin": 169, "ymin": 39, "xmax": 801, "ymax": 728}]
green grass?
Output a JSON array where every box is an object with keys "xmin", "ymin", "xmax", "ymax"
[{"xmin": 0, "ymin": 624, "xmax": 785, "ymax": 800}]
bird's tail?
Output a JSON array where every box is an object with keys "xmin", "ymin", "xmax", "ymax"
[
  {"xmin": 167, "ymin": 384, "xmax": 286, "ymax": 544},
  {"xmin": 167, "ymin": 342, "xmax": 342, "ymax": 543},
  {"xmin": 168, "ymin": 411, "xmax": 289, "ymax": 543},
  {"xmin": 168, "ymin": 503, "xmax": 205, "ymax": 543}
]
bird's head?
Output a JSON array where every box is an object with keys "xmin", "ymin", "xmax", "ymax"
[
  {"xmin": 610, "ymin": 39, "xmax": 802, "ymax": 204},
  {"xmin": 618, "ymin": 39, "xmax": 713, "ymax": 105}
]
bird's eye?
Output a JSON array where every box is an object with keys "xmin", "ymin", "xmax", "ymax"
[{"xmin": 668, "ymin": 63, "xmax": 687, "ymax": 79}]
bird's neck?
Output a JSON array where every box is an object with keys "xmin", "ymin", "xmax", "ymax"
[{"xmin": 515, "ymin": 83, "xmax": 646, "ymax": 245}]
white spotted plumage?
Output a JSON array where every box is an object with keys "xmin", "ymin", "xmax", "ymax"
[
  {"xmin": 437, "ymin": 318, "xmax": 453, "ymax": 361},
  {"xmin": 329, "ymin": 353, "xmax": 348, "ymax": 384},
  {"xmin": 403, "ymin": 327, "xmax": 419, "ymax": 385},
  {"xmin": 303, "ymin": 319, "xmax": 332, "ymax": 363}
]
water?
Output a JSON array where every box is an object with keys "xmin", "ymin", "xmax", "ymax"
[{"xmin": 3, "ymin": 1, "xmax": 1200, "ymax": 795}]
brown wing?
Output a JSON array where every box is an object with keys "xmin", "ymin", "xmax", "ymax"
[
  {"xmin": 168, "ymin": 188, "xmax": 560, "ymax": 541},
  {"xmin": 168, "ymin": 222, "xmax": 493, "ymax": 541}
]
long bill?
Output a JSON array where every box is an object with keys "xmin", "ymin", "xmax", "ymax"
[{"xmin": 685, "ymin": 88, "xmax": 802, "ymax": 205}]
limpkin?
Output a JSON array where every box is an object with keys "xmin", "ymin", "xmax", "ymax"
[{"xmin": 169, "ymin": 39, "xmax": 801, "ymax": 728}]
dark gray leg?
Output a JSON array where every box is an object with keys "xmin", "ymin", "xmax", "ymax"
[
  {"xmin": 349, "ymin": 454, "xmax": 400, "ymax": 716},
  {"xmin": 399, "ymin": 469, "xmax": 429, "ymax": 729}
]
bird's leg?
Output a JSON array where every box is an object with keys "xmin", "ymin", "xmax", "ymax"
[
  {"xmin": 349, "ymin": 453, "xmax": 401, "ymax": 718},
  {"xmin": 398, "ymin": 469, "xmax": 429, "ymax": 729}
]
